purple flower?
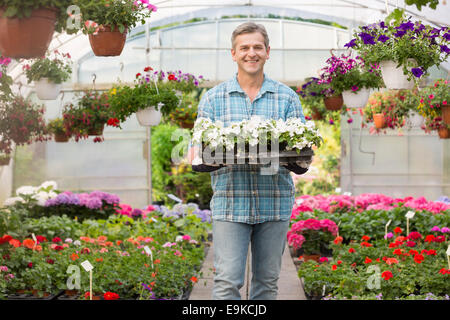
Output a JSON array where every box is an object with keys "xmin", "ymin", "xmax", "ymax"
[
  {"xmin": 379, "ymin": 21, "xmax": 387, "ymax": 29},
  {"xmin": 440, "ymin": 45, "xmax": 450, "ymax": 54},
  {"xmin": 329, "ymin": 119, "xmax": 334, "ymax": 125},
  {"xmin": 398, "ymin": 21, "xmax": 414, "ymax": 31},
  {"xmin": 131, "ymin": 208, "xmax": 143, "ymax": 217},
  {"xmin": 347, "ymin": 118, "xmax": 353, "ymax": 124},
  {"xmin": 394, "ymin": 30, "xmax": 406, "ymax": 38},
  {"xmin": 415, "ymin": 24, "xmax": 426, "ymax": 33},
  {"xmin": 384, "ymin": 232, "xmax": 394, "ymax": 239},
  {"xmin": 351, "ymin": 85, "xmax": 359, "ymax": 92},
  {"xmin": 444, "ymin": 33, "xmax": 450, "ymax": 41},
  {"xmin": 441, "ymin": 227, "xmax": 450, "ymax": 233},
  {"xmin": 378, "ymin": 35, "xmax": 390, "ymax": 43},
  {"xmin": 411, "ymin": 67, "xmax": 424, "ymax": 78},
  {"xmin": 431, "ymin": 226, "xmax": 441, "ymax": 232},
  {"xmin": 358, "ymin": 32, "xmax": 376, "ymax": 45},
  {"xmin": 344, "ymin": 39, "xmax": 357, "ymax": 48}
]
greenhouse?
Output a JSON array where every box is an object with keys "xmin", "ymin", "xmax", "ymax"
[{"xmin": 0, "ymin": 0, "xmax": 449, "ymax": 304}]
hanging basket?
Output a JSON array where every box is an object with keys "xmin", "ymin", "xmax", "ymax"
[
  {"xmin": 87, "ymin": 124, "xmax": 105, "ymax": 136},
  {"xmin": 438, "ymin": 127, "xmax": 450, "ymax": 139},
  {"xmin": 0, "ymin": 7, "xmax": 58, "ymax": 59},
  {"xmin": 373, "ymin": 113, "xmax": 387, "ymax": 129},
  {"xmin": 136, "ymin": 106, "xmax": 162, "ymax": 127},
  {"xmin": 442, "ymin": 105, "xmax": 450, "ymax": 125},
  {"xmin": 379, "ymin": 60, "xmax": 415, "ymax": 90},
  {"xmin": 342, "ymin": 88, "xmax": 370, "ymax": 109},
  {"xmin": 88, "ymin": 25, "xmax": 127, "ymax": 57},
  {"xmin": 35, "ymin": 78, "xmax": 62, "ymax": 100},
  {"xmin": 324, "ymin": 95, "xmax": 343, "ymax": 111},
  {"xmin": 0, "ymin": 156, "xmax": 11, "ymax": 166}
]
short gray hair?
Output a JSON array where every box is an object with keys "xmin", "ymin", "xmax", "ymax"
[{"xmin": 231, "ymin": 22, "xmax": 269, "ymax": 50}]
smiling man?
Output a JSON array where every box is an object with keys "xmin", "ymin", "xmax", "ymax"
[{"xmin": 190, "ymin": 22, "xmax": 307, "ymax": 300}]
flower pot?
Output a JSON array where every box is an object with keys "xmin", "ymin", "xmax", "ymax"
[
  {"xmin": 342, "ymin": 88, "xmax": 370, "ymax": 109},
  {"xmin": 0, "ymin": 7, "xmax": 58, "ymax": 59},
  {"xmin": 379, "ymin": 60, "xmax": 415, "ymax": 90},
  {"xmin": 180, "ymin": 121, "xmax": 194, "ymax": 129},
  {"xmin": 35, "ymin": 78, "xmax": 62, "ymax": 100},
  {"xmin": 324, "ymin": 95, "xmax": 343, "ymax": 111},
  {"xmin": 32, "ymin": 289, "xmax": 50, "ymax": 297},
  {"xmin": 54, "ymin": 132, "xmax": 70, "ymax": 142},
  {"xmin": 373, "ymin": 113, "xmax": 387, "ymax": 129},
  {"xmin": 88, "ymin": 25, "xmax": 127, "ymax": 57},
  {"xmin": 438, "ymin": 127, "xmax": 450, "ymax": 139},
  {"xmin": 311, "ymin": 108, "xmax": 323, "ymax": 120},
  {"xmin": 136, "ymin": 106, "xmax": 162, "ymax": 126},
  {"xmin": 88, "ymin": 124, "xmax": 105, "ymax": 136},
  {"xmin": 303, "ymin": 254, "xmax": 321, "ymax": 262},
  {"xmin": 406, "ymin": 111, "xmax": 424, "ymax": 128},
  {"xmin": 0, "ymin": 156, "xmax": 10, "ymax": 166},
  {"xmin": 442, "ymin": 105, "xmax": 450, "ymax": 125},
  {"xmin": 64, "ymin": 289, "xmax": 79, "ymax": 297}
]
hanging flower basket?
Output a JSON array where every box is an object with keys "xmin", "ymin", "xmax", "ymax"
[
  {"xmin": 373, "ymin": 113, "xmax": 387, "ymax": 129},
  {"xmin": 35, "ymin": 78, "xmax": 62, "ymax": 100},
  {"xmin": 53, "ymin": 132, "xmax": 70, "ymax": 143},
  {"xmin": 136, "ymin": 106, "xmax": 162, "ymax": 127},
  {"xmin": 0, "ymin": 155, "xmax": 11, "ymax": 166},
  {"xmin": 324, "ymin": 95, "xmax": 343, "ymax": 111},
  {"xmin": 88, "ymin": 25, "xmax": 128, "ymax": 57},
  {"xmin": 0, "ymin": 7, "xmax": 58, "ymax": 59},
  {"xmin": 342, "ymin": 88, "xmax": 370, "ymax": 109},
  {"xmin": 379, "ymin": 60, "xmax": 415, "ymax": 90},
  {"xmin": 438, "ymin": 127, "xmax": 450, "ymax": 139},
  {"xmin": 442, "ymin": 105, "xmax": 450, "ymax": 125}
]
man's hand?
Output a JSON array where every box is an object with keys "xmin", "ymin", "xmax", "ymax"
[{"xmin": 187, "ymin": 145, "xmax": 200, "ymax": 165}]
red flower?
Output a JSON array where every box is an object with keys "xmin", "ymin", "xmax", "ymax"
[
  {"xmin": 107, "ymin": 118, "xmax": 120, "ymax": 127},
  {"xmin": 54, "ymin": 245, "xmax": 64, "ymax": 251},
  {"xmin": 0, "ymin": 235, "xmax": 12, "ymax": 244},
  {"xmin": 364, "ymin": 257, "xmax": 372, "ymax": 264},
  {"xmin": 168, "ymin": 74, "xmax": 176, "ymax": 81},
  {"xmin": 361, "ymin": 235, "xmax": 370, "ymax": 241},
  {"xmin": 136, "ymin": 73, "xmax": 142, "ymax": 78},
  {"xmin": 394, "ymin": 227, "xmax": 402, "ymax": 234},
  {"xmin": 46, "ymin": 258, "xmax": 55, "ymax": 264},
  {"xmin": 350, "ymin": 262, "xmax": 357, "ymax": 268},
  {"xmin": 143, "ymin": 66, "xmax": 153, "ymax": 72},
  {"xmin": 360, "ymin": 241, "xmax": 372, "ymax": 247},
  {"xmin": 348, "ymin": 248, "xmax": 355, "ymax": 253},
  {"xmin": 104, "ymin": 292, "xmax": 119, "ymax": 300},
  {"xmin": 27, "ymin": 262, "xmax": 33, "ymax": 268},
  {"xmin": 393, "ymin": 249, "xmax": 402, "ymax": 255},
  {"xmin": 81, "ymin": 248, "xmax": 91, "ymax": 254},
  {"xmin": 333, "ymin": 236, "xmax": 343, "ymax": 244},
  {"xmin": 190, "ymin": 276, "xmax": 198, "ymax": 283},
  {"xmin": 52, "ymin": 237, "xmax": 62, "ymax": 243},
  {"xmin": 426, "ymin": 249, "xmax": 436, "ymax": 256},
  {"xmin": 408, "ymin": 249, "xmax": 418, "ymax": 256},
  {"xmin": 424, "ymin": 235, "xmax": 435, "ymax": 243},
  {"xmin": 407, "ymin": 231, "xmax": 422, "ymax": 240},
  {"xmin": 434, "ymin": 235, "xmax": 446, "ymax": 243},
  {"xmin": 337, "ymin": 260, "xmax": 342, "ymax": 265},
  {"xmin": 439, "ymin": 268, "xmax": 450, "ymax": 275},
  {"xmin": 381, "ymin": 270, "xmax": 393, "ymax": 280},
  {"xmin": 413, "ymin": 254, "xmax": 424, "ymax": 264},
  {"xmin": 406, "ymin": 241, "xmax": 416, "ymax": 247},
  {"xmin": 331, "ymin": 265, "xmax": 337, "ymax": 271},
  {"xmin": 36, "ymin": 235, "xmax": 47, "ymax": 243},
  {"xmin": 385, "ymin": 258, "xmax": 399, "ymax": 265},
  {"xmin": 388, "ymin": 242, "xmax": 398, "ymax": 248}
]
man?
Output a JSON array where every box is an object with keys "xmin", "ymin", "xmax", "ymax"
[{"xmin": 188, "ymin": 22, "xmax": 308, "ymax": 300}]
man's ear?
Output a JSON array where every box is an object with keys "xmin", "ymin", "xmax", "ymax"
[
  {"xmin": 231, "ymin": 48, "xmax": 237, "ymax": 62},
  {"xmin": 266, "ymin": 45, "xmax": 270, "ymax": 60}
]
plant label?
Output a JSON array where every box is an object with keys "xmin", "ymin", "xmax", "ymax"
[
  {"xmin": 386, "ymin": 220, "xmax": 392, "ymax": 228},
  {"xmin": 81, "ymin": 260, "xmax": 94, "ymax": 272},
  {"xmin": 405, "ymin": 211, "xmax": 415, "ymax": 219},
  {"xmin": 322, "ymin": 285, "xmax": 326, "ymax": 296},
  {"xmin": 343, "ymin": 192, "xmax": 352, "ymax": 196},
  {"xmin": 144, "ymin": 246, "xmax": 152, "ymax": 256},
  {"xmin": 447, "ymin": 245, "xmax": 450, "ymax": 256},
  {"xmin": 167, "ymin": 193, "xmax": 183, "ymax": 203}
]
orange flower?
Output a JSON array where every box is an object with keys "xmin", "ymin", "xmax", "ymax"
[
  {"xmin": 71, "ymin": 253, "xmax": 79, "ymax": 261},
  {"xmin": 35, "ymin": 245, "xmax": 42, "ymax": 252},
  {"xmin": 116, "ymin": 240, "xmax": 122, "ymax": 246},
  {"xmin": 136, "ymin": 236, "xmax": 145, "ymax": 241},
  {"xmin": 144, "ymin": 263, "xmax": 149, "ymax": 268},
  {"xmin": 80, "ymin": 236, "xmax": 91, "ymax": 242},
  {"xmin": 331, "ymin": 265, "xmax": 337, "ymax": 271},
  {"xmin": 23, "ymin": 238, "xmax": 36, "ymax": 249},
  {"xmin": 105, "ymin": 241, "xmax": 113, "ymax": 247},
  {"xmin": 97, "ymin": 236, "xmax": 107, "ymax": 242},
  {"xmin": 151, "ymin": 272, "xmax": 156, "ymax": 278},
  {"xmin": 364, "ymin": 257, "xmax": 372, "ymax": 264},
  {"xmin": 190, "ymin": 276, "xmax": 198, "ymax": 283},
  {"xmin": 9, "ymin": 239, "xmax": 21, "ymax": 248},
  {"xmin": 361, "ymin": 235, "xmax": 370, "ymax": 241},
  {"xmin": 154, "ymin": 259, "xmax": 160, "ymax": 264},
  {"xmin": 385, "ymin": 258, "xmax": 399, "ymax": 265},
  {"xmin": 333, "ymin": 236, "xmax": 343, "ymax": 244},
  {"xmin": 96, "ymin": 258, "xmax": 103, "ymax": 262},
  {"xmin": 150, "ymin": 281, "xmax": 155, "ymax": 287}
]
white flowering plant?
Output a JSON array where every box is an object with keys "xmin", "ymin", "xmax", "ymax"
[
  {"xmin": 3, "ymin": 181, "xmax": 59, "ymax": 208},
  {"xmin": 192, "ymin": 116, "xmax": 323, "ymax": 156}
]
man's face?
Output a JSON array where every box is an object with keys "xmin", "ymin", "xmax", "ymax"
[{"xmin": 231, "ymin": 32, "xmax": 270, "ymax": 77}]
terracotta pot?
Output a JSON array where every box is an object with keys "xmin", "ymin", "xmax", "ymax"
[
  {"xmin": 0, "ymin": 156, "xmax": 10, "ymax": 166},
  {"xmin": 442, "ymin": 105, "xmax": 450, "ymax": 125},
  {"xmin": 88, "ymin": 124, "xmax": 105, "ymax": 136},
  {"xmin": 88, "ymin": 25, "xmax": 127, "ymax": 57},
  {"xmin": 373, "ymin": 113, "xmax": 387, "ymax": 129},
  {"xmin": 54, "ymin": 132, "xmax": 70, "ymax": 142},
  {"xmin": 0, "ymin": 7, "xmax": 58, "ymax": 59},
  {"xmin": 32, "ymin": 289, "xmax": 50, "ymax": 297},
  {"xmin": 324, "ymin": 95, "xmax": 343, "ymax": 111},
  {"xmin": 64, "ymin": 289, "xmax": 79, "ymax": 296},
  {"xmin": 180, "ymin": 121, "xmax": 194, "ymax": 129},
  {"xmin": 303, "ymin": 254, "xmax": 321, "ymax": 262},
  {"xmin": 438, "ymin": 127, "xmax": 450, "ymax": 139}
]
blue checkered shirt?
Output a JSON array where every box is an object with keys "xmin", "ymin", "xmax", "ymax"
[{"xmin": 196, "ymin": 74, "xmax": 306, "ymax": 224}]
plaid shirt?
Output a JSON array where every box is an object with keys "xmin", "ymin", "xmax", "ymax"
[{"xmin": 197, "ymin": 74, "xmax": 305, "ymax": 224}]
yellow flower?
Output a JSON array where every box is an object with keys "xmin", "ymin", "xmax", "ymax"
[{"xmin": 110, "ymin": 88, "xmax": 117, "ymax": 95}]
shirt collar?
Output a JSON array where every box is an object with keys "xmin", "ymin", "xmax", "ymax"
[{"xmin": 227, "ymin": 73, "xmax": 276, "ymax": 95}]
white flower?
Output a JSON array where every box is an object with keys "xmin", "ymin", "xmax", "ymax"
[
  {"xmin": 73, "ymin": 240, "xmax": 81, "ymax": 246},
  {"xmin": 16, "ymin": 186, "xmax": 37, "ymax": 196},
  {"xmin": 175, "ymin": 235, "xmax": 183, "ymax": 242},
  {"xmin": 3, "ymin": 197, "xmax": 25, "ymax": 206},
  {"xmin": 39, "ymin": 180, "xmax": 58, "ymax": 190}
]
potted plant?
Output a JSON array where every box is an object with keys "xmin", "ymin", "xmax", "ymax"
[
  {"xmin": 417, "ymin": 79, "xmax": 450, "ymax": 138},
  {"xmin": 75, "ymin": 0, "xmax": 156, "ymax": 56},
  {"xmin": 347, "ymin": 9, "xmax": 449, "ymax": 89},
  {"xmin": 396, "ymin": 89, "xmax": 423, "ymax": 128},
  {"xmin": 166, "ymin": 92, "xmax": 199, "ymax": 129},
  {"xmin": 23, "ymin": 50, "xmax": 72, "ymax": 100},
  {"xmin": 319, "ymin": 54, "xmax": 384, "ymax": 109},
  {"xmin": 62, "ymin": 90, "xmax": 114, "ymax": 142},
  {"xmin": 0, "ymin": 153, "xmax": 10, "ymax": 166},
  {"xmin": 297, "ymin": 77, "xmax": 328, "ymax": 120},
  {"xmin": 0, "ymin": 1, "xmax": 74, "ymax": 58},
  {"xmin": 47, "ymin": 118, "xmax": 70, "ymax": 142},
  {"xmin": 0, "ymin": 96, "xmax": 50, "ymax": 154},
  {"xmin": 108, "ymin": 67, "xmax": 183, "ymax": 127}
]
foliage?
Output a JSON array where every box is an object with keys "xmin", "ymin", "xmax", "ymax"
[
  {"xmin": 23, "ymin": 50, "xmax": 72, "ymax": 84},
  {"xmin": 347, "ymin": 10, "xmax": 449, "ymax": 82},
  {"xmin": 0, "ymin": 0, "xmax": 75, "ymax": 33},
  {"xmin": 0, "ymin": 56, "xmax": 12, "ymax": 102},
  {"xmin": 73, "ymin": 0, "xmax": 156, "ymax": 34},
  {"xmin": 404, "ymin": 0, "xmax": 439, "ymax": 11},
  {"xmin": 0, "ymin": 96, "xmax": 50, "ymax": 155},
  {"xmin": 47, "ymin": 118, "xmax": 68, "ymax": 135}
]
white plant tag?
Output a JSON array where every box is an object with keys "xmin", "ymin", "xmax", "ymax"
[
  {"xmin": 31, "ymin": 233, "xmax": 37, "ymax": 242},
  {"xmin": 446, "ymin": 245, "xmax": 450, "ymax": 256},
  {"xmin": 343, "ymin": 192, "xmax": 352, "ymax": 196},
  {"xmin": 81, "ymin": 260, "xmax": 94, "ymax": 272},
  {"xmin": 167, "ymin": 194, "xmax": 183, "ymax": 203},
  {"xmin": 144, "ymin": 246, "xmax": 154, "ymax": 268},
  {"xmin": 405, "ymin": 211, "xmax": 415, "ymax": 219},
  {"xmin": 322, "ymin": 284, "xmax": 326, "ymax": 296}
]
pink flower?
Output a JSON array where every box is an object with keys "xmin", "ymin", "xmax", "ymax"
[
  {"xmin": 319, "ymin": 257, "xmax": 329, "ymax": 263},
  {"xmin": 182, "ymin": 235, "xmax": 191, "ymax": 241},
  {"xmin": 429, "ymin": 94, "xmax": 434, "ymax": 100},
  {"xmin": 351, "ymin": 85, "xmax": 359, "ymax": 92}
]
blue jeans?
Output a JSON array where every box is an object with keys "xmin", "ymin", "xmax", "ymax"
[{"xmin": 212, "ymin": 219, "xmax": 290, "ymax": 300}]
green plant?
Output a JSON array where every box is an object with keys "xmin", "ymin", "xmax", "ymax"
[
  {"xmin": 23, "ymin": 50, "xmax": 72, "ymax": 84},
  {"xmin": 0, "ymin": 56, "xmax": 13, "ymax": 102},
  {"xmin": 165, "ymin": 91, "xmax": 200, "ymax": 128},
  {"xmin": 404, "ymin": 0, "xmax": 439, "ymax": 11},
  {"xmin": 417, "ymin": 79, "xmax": 449, "ymax": 131},
  {"xmin": 347, "ymin": 9, "xmax": 449, "ymax": 82},
  {"xmin": 0, "ymin": 0, "xmax": 75, "ymax": 33},
  {"xmin": 47, "ymin": 118, "xmax": 68, "ymax": 136},
  {"xmin": 0, "ymin": 96, "xmax": 50, "ymax": 156},
  {"xmin": 74, "ymin": 0, "xmax": 156, "ymax": 34}
]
